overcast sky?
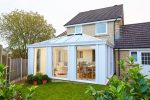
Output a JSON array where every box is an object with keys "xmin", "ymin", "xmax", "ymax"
[{"xmin": 0, "ymin": 0, "xmax": 150, "ymax": 47}]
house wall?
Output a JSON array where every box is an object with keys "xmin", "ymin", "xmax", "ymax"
[
  {"xmin": 115, "ymin": 50, "xmax": 129, "ymax": 76},
  {"xmin": 66, "ymin": 20, "xmax": 122, "ymax": 44}
]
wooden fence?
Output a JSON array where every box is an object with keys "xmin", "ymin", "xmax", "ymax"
[{"xmin": 9, "ymin": 58, "xmax": 28, "ymax": 82}]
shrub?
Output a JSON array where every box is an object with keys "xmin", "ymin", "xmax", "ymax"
[
  {"xmin": 27, "ymin": 74, "xmax": 33, "ymax": 84},
  {"xmin": 42, "ymin": 74, "xmax": 51, "ymax": 83},
  {"xmin": 0, "ymin": 64, "xmax": 37, "ymax": 100},
  {"xmin": 27, "ymin": 73, "xmax": 51, "ymax": 84},
  {"xmin": 35, "ymin": 73, "xmax": 43, "ymax": 84},
  {"xmin": 86, "ymin": 56, "xmax": 150, "ymax": 100},
  {"xmin": 33, "ymin": 75, "xmax": 39, "ymax": 81}
]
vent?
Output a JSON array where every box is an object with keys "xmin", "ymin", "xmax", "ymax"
[{"xmin": 67, "ymin": 33, "xmax": 83, "ymax": 36}]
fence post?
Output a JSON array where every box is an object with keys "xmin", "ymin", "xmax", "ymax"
[
  {"xmin": 9, "ymin": 58, "xmax": 11, "ymax": 82},
  {"xmin": 20, "ymin": 58, "xmax": 22, "ymax": 80},
  {"xmin": 0, "ymin": 45, "xmax": 2, "ymax": 64}
]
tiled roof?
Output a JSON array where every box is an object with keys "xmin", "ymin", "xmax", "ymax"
[
  {"xmin": 57, "ymin": 31, "xmax": 67, "ymax": 37},
  {"xmin": 64, "ymin": 4, "xmax": 123, "ymax": 26},
  {"xmin": 115, "ymin": 22, "xmax": 150, "ymax": 49}
]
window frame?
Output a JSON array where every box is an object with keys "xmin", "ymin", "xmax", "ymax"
[
  {"xmin": 130, "ymin": 51, "xmax": 138, "ymax": 62},
  {"xmin": 75, "ymin": 25, "xmax": 82, "ymax": 33},
  {"xmin": 141, "ymin": 52, "xmax": 150, "ymax": 65},
  {"xmin": 95, "ymin": 22, "xmax": 107, "ymax": 35}
]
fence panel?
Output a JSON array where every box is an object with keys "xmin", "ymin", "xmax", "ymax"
[{"xmin": 9, "ymin": 58, "xmax": 28, "ymax": 82}]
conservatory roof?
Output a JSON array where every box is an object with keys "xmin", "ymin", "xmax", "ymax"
[{"xmin": 27, "ymin": 34, "xmax": 113, "ymax": 48}]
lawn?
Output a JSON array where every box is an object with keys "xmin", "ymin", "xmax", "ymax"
[{"xmin": 20, "ymin": 82, "xmax": 107, "ymax": 100}]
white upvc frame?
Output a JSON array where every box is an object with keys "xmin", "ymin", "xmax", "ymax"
[
  {"xmin": 46, "ymin": 47, "xmax": 52, "ymax": 77},
  {"xmin": 28, "ymin": 48, "xmax": 34, "ymax": 75},
  {"xmin": 129, "ymin": 50, "xmax": 150, "ymax": 79},
  {"xmin": 28, "ymin": 43, "xmax": 112, "ymax": 85},
  {"xmin": 75, "ymin": 25, "xmax": 82, "ymax": 33},
  {"xmin": 76, "ymin": 45, "xmax": 96, "ymax": 82},
  {"xmin": 129, "ymin": 51, "xmax": 138, "ymax": 63},
  {"xmin": 140, "ymin": 51, "xmax": 150, "ymax": 66},
  {"xmin": 129, "ymin": 50, "xmax": 150, "ymax": 65},
  {"xmin": 95, "ymin": 22, "xmax": 107, "ymax": 35}
]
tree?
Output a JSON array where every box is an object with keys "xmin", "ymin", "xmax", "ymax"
[{"xmin": 0, "ymin": 10, "xmax": 55, "ymax": 58}]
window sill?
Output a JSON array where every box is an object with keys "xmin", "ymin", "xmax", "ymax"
[{"xmin": 94, "ymin": 34, "xmax": 109, "ymax": 37}]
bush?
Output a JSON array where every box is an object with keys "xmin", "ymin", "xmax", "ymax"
[
  {"xmin": 42, "ymin": 74, "xmax": 48, "ymax": 80},
  {"xmin": 0, "ymin": 64, "xmax": 37, "ymax": 100},
  {"xmin": 42, "ymin": 74, "xmax": 51, "ymax": 82},
  {"xmin": 27, "ymin": 73, "xmax": 51, "ymax": 84},
  {"xmin": 86, "ymin": 56, "xmax": 150, "ymax": 100},
  {"xmin": 27, "ymin": 74, "xmax": 33, "ymax": 84},
  {"xmin": 35, "ymin": 73, "xmax": 43, "ymax": 84}
]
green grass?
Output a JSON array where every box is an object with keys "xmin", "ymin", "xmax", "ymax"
[{"xmin": 20, "ymin": 82, "xmax": 107, "ymax": 100}]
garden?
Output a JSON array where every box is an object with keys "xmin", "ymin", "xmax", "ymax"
[{"xmin": 0, "ymin": 57, "xmax": 150, "ymax": 100}]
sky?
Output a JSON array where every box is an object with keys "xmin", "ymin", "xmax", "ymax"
[{"xmin": 0, "ymin": 0, "xmax": 150, "ymax": 47}]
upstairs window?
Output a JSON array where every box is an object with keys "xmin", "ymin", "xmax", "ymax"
[
  {"xmin": 95, "ymin": 22, "xmax": 107, "ymax": 35},
  {"xmin": 131, "ymin": 52, "xmax": 137, "ymax": 62},
  {"xmin": 75, "ymin": 25, "xmax": 82, "ymax": 33}
]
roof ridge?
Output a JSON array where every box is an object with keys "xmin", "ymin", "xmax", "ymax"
[{"xmin": 79, "ymin": 4, "xmax": 123, "ymax": 14}]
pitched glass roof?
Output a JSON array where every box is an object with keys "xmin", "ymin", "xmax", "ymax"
[{"xmin": 27, "ymin": 34, "xmax": 110, "ymax": 47}]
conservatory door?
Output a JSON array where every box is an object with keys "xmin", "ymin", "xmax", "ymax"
[
  {"xmin": 52, "ymin": 47, "xmax": 68, "ymax": 78},
  {"xmin": 76, "ymin": 46, "xmax": 96, "ymax": 81}
]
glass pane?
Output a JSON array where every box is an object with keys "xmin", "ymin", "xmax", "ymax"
[
  {"xmin": 131, "ymin": 52, "xmax": 137, "ymax": 61},
  {"xmin": 53, "ymin": 47, "xmax": 68, "ymax": 78},
  {"xmin": 96, "ymin": 22, "xmax": 106, "ymax": 34},
  {"xmin": 148, "ymin": 61, "xmax": 150, "ymax": 65},
  {"xmin": 37, "ymin": 49, "xmax": 40, "ymax": 72},
  {"xmin": 76, "ymin": 46, "xmax": 95, "ymax": 81},
  {"xmin": 142, "ymin": 61, "xmax": 144, "ymax": 64},
  {"xmin": 34, "ymin": 48, "xmax": 46, "ymax": 74},
  {"xmin": 75, "ymin": 25, "xmax": 82, "ymax": 33}
]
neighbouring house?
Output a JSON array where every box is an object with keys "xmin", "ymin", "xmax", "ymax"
[{"xmin": 27, "ymin": 4, "xmax": 150, "ymax": 85}]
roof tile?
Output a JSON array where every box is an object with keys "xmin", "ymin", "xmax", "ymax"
[
  {"xmin": 115, "ymin": 22, "xmax": 150, "ymax": 49},
  {"xmin": 64, "ymin": 4, "xmax": 123, "ymax": 26}
]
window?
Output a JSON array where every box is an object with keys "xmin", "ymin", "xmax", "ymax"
[
  {"xmin": 77, "ymin": 51, "xmax": 83, "ymax": 58},
  {"xmin": 58, "ymin": 51, "xmax": 61, "ymax": 62},
  {"xmin": 96, "ymin": 22, "xmax": 107, "ymax": 34},
  {"xmin": 141, "ymin": 52, "xmax": 150, "ymax": 65},
  {"xmin": 75, "ymin": 25, "xmax": 82, "ymax": 33},
  {"xmin": 34, "ymin": 48, "xmax": 46, "ymax": 74},
  {"xmin": 131, "ymin": 52, "xmax": 137, "ymax": 62},
  {"xmin": 92, "ymin": 50, "xmax": 95, "ymax": 62},
  {"xmin": 76, "ymin": 46, "xmax": 95, "ymax": 81},
  {"xmin": 36, "ymin": 49, "xmax": 41, "ymax": 72},
  {"xmin": 53, "ymin": 47, "xmax": 68, "ymax": 78}
]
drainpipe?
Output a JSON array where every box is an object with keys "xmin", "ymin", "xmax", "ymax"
[
  {"xmin": 113, "ymin": 17, "xmax": 120, "ymax": 75},
  {"xmin": 113, "ymin": 19, "xmax": 117, "ymax": 75},
  {"xmin": 117, "ymin": 49, "xmax": 120, "ymax": 76}
]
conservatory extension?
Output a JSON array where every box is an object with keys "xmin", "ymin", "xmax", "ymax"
[{"xmin": 27, "ymin": 34, "xmax": 114, "ymax": 85}]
